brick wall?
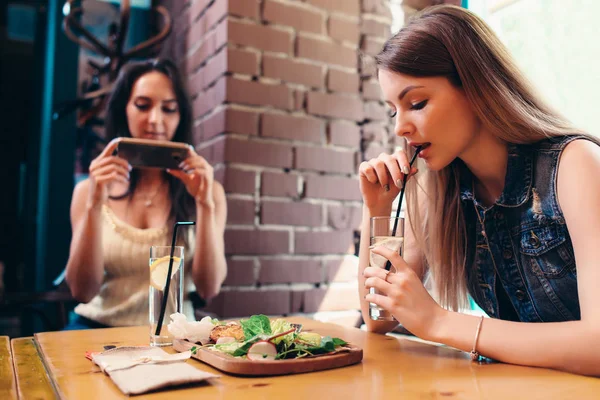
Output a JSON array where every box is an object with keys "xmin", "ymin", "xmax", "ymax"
[{"xmin": 158, "ymin": 0, "xmax": 394, "ymax": 325}]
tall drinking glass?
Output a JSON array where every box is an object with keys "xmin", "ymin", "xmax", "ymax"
[
  {"xmin": 149, "ymin": 245, "xmax": 184, "ymax": 346},
  {"xmin": 369, "ymin": 216, "xmax": 404, "ymax": 321}
]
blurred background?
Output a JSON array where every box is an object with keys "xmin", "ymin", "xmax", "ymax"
[{"xmin": 1, "ymin": 0, "xmax": 595, "ymax": 337}]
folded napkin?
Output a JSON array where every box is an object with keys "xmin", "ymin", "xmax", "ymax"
[{"xmin": 92, "ymin": 346, "xmax": 219, "ymax": 395}]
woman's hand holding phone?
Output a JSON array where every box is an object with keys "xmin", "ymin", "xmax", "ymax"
[
  {"xmin": 87, "ymin": 139, "xmax": 131, "ymax": 209},
  {"xmin": 167, "ymin": 147, "xmax": 215, "ymax": 209}
]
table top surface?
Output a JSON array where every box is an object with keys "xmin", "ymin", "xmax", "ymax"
[{"xmin": 27, "ymin": 317, "xmax": 600, "ymax": 399}]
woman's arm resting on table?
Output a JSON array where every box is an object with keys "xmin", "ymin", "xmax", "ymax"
[{"xmin": 429, "ymin": 139, "xmax": 600, "ymax": 376}]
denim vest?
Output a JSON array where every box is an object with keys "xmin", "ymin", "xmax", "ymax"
[{"xmin": 460, "ymin": 135, "xmax": 590, "ymax": 322}]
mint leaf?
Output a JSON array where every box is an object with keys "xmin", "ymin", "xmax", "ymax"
[
  {"xmin": 240, "ymin": 315, "xmax": 272, "ymax": 339},
  {"xmin": 332, "ymin": 338, "xmax": 347, "ymax": 346}
]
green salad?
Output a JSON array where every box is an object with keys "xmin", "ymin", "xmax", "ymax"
[{"xmin": 191, "ymin": 315, "xmax": 348, "ymax": 361}]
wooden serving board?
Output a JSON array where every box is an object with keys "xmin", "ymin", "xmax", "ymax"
[{"xmin": 173, "ymin": 338, "xmax": 363, "ymax": 376}]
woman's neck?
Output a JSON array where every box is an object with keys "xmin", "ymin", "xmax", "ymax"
[{"xmin": 460, "ymin": 130, "xmax": 508, "ymax": 205}]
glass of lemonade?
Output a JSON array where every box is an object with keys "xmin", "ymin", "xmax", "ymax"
[
  {"xmin": 149, "ymin": 245, "xmax": 184, "ymax": 346},
  {"xmin": 369, "ymin": 216, "xmax": 405, "ymax": 321}
]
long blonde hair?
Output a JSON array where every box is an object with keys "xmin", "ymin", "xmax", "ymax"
[{"xmin": 375, "ymin": 5, "xmax": 588, "ymax": 311}]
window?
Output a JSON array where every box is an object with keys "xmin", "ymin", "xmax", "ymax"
[{"xmin": 469, "ymin": 0, "xmax": 600, "ymax": 136}]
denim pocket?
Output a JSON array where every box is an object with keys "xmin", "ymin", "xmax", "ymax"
[{"xmin": 519, "ymin": 225, "xmax": 575, "ymax": 278}]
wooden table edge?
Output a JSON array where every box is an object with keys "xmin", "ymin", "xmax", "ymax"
[
  {"xmin": 34, "ymin": 337, "xmax": 63, "ymax": 399},
  {"xmin": 12, "ymin": 336, "xmax": 61, "ymax": 400},
  {"xmin": 0, "ymin": 336, "xmax": 17, "ymax": 399}
]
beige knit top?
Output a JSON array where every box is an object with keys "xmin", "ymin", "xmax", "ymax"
[{"xmin": 74, "ymin": 205, "xmax": 196, "ymax": 327}]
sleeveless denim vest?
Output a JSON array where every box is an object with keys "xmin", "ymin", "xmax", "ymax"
[{"xmin": 460, "ymin": 135, "xmax": 590, "ymax": 322}]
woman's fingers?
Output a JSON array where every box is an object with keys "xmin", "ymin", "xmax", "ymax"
[
  {"xmin": 369, "ymin": 157, "xmax": 390, "ymax": 190},
  {"xmin": 180, "ymin": 164, "xmax": 207, "ymax": 174},
  {"xmin": 381, "ymin": 153, "xmax": 403, "ymax": 189},
  {"xmin": 91, "ymin": 164, "xmax": 130, "ymax": 183},
  {"xmin": 167, "ymin": 168, "xmax": 202, "ymax": 188},
  {"xmin": 370, "ymin": 246, "xmax": 408, "ymax": 272},
  {"xmin": 364, "ymin": 292, "xmax": 394, "ymax": 311},
  {"xmin": 89, "ymin": 139, "xmax": 131, "ymax": 171},
  {"xmin": 91, "ymin": 163, "xmax": 130, "ymax": 178},
  {"xmin": 179, "ymin": 155, "xmax": 212, "ymax": 175},
  {"xmin": 364, "ymin": 274, "xmax": 392, "ymax": 293},
  {"xmin": 393, "ymin": 149, "xmax": 411, "ymax": 175},
  {"xmin": 95, "ymin": 170, "xmax": 129, "ymax": 185},
  {"xmin": 99, "ymin": 138, "xmax": 121, "ymax": 158},
  {"xmin": 168, "ymin": 168, "xmax": 208, "ymax": 201},
  {"xmin": 166, "ymin": 168, "xmax": 190, "ymax": 183},
  {"xmin": 359, "ymin": 161, "xmax": 379, "ymax": 184},
  {"xmin": 359, "ymin": 150, "xmax": 416, "ymax": 190},
  {"xmin": 364, "ymin": 265, "xmax": 396, "ymax": 280},
  {"xmin": 90, "ymin": 155, "xmax": 131, "ymax": 172}
]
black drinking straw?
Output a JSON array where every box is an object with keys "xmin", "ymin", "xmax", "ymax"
[
  {"xmin": 154, "ymin": 221, "xmax": 196, "ymax": 336},
  {"xmin": 385, "ymin": 146, "xmax": 423, "ymax": 271}
]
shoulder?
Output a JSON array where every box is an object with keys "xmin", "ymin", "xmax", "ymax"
[
  {"xmin": 557, "ymin": 138, "xmax": 600, "ymax": 209},
  {"xmin": 534, "ymin": 134, "xmax": 598, "ymax": 152},
  {"xmin": 70, "ymin": 178, "xmax": 92, "ymax": 224},
  {"xmin": 559, "ymin": 138, "xmax": 600, "ymax": 171},
  {"xmin": 72, "ymin": 178, "xmax": 91, "ymax": 204}
]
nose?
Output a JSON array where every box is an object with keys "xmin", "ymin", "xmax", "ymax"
[
  {"xmin": 394, "ymin": 113, "xmax": 414, "ymax": 138},
  {"xmin": 148, "ymin": 106, "xmax": 165, "ymax": 132}
]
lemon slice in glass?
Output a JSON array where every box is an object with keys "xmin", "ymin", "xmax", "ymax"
[
  {"xmin": 369, "ymin": 237, "xmax": 404, "ymax": 270},
  {"xmin": 149, "ymin": 255, "xmax": 181, "ymax": 291}
]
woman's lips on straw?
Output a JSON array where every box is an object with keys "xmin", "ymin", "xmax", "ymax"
[
  {"xmin": 417, "ymin": 143, "xmax": 431, "ymax": 157},
  {"xmin": 409, "ymin": 142, "xmax": 430, "ymax": 149}
]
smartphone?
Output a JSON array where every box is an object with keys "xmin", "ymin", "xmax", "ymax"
[{"xmin": 115, "ymin": 138, "xmax": 192, "ymax": 169}]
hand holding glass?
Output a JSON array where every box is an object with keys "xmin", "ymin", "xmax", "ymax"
[{"xmin": 368, "ymin": 216, "xmax": 404, "ymax": 321}]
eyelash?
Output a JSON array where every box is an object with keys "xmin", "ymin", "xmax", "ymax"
[
  {"xmin": 135, "ymin": 104, "xmax": 178, "ymax": 113},
  {"xmin": 410, "ymin": 100, "xmax": 428, "ymax": 110},
  {"xmin": 388, "ymin": 99, "xmax": 428, "ymax": 119}
]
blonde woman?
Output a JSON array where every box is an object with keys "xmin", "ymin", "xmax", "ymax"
[{"xmin": 358, "ymin": 5, "xmax": 600, "ymax": 376}]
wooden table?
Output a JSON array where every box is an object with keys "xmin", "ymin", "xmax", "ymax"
[
  {"xmin": 19, "ymin": 317, "xmax": 600, "ymax": 399},
  {"xmin": 0, "ymin": 336, "xmax": 17, "ymax": 399}
]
